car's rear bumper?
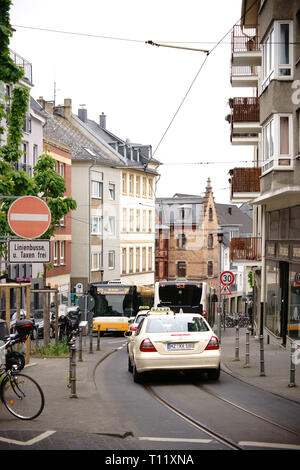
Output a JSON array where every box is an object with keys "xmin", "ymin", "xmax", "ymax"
[{"xmin": 135, "ymin": 350, "xmax": 221, "ymax": 373}]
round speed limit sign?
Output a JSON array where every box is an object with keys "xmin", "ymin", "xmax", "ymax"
[{"xmin": 220, "ymin": 271, "xmax": 235, "ymax": 286}]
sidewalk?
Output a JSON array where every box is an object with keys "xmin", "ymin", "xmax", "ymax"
[
  {"xmin": 218, "ymin": 326, "xmax": 300, "ymax": 404},
  {"xmin": 2, "ymin": 328, "xmax": 300, "ymax": 437}
]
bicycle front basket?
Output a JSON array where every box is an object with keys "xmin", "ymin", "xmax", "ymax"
[{"xmin": 0, "ymin": 319, "xmax": 9, "ymax": 340}]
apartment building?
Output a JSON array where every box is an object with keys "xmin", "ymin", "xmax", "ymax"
[
  {"xmin": 43, "ymin": 138, "xmax": 72, "ymax": 305},
  {"xmin": 76, "ymin": 108, "xmax": 160, "ymax": 287},
  {"xmin": 0, "ymin": 53, "xmax": 46, "ymax": 311},
  {"xmin": 228, "ymin": 0, "xmax": 300, "ymax": 345},
  {"xmin": 155, "ymin": 180, "xmax": 220, "ymax": 291}
]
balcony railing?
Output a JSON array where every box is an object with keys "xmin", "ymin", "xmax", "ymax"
[
  {"xmin": 9, "ymin": 50, "xmax": 33, "ymax": 85},
  {"xmin": 229, "ymin": 97, "xmax": 260, "ymax": 122},
  {"xmin": 231, "ymin": 24, "xmax": 260, "ymax": 53},
  {"xmin": 230, "ymin": 237, "xmax": 262, "ymax": 262},
  {"xmin": 229, "ymin": 167, "xmax": 261, "ymax": 196}
]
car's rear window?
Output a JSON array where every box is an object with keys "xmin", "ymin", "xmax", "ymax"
[{"xmin": 146, "ymin": 316, "xmax": 209, "ymax": 333}]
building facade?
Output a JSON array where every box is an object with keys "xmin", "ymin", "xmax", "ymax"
[{"xmin": 228, "ymin": 0, "xmax": 300, "ymax": 345}]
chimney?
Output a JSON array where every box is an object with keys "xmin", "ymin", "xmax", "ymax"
[
  {"xmin": 100, "ymin": 112, "xmax": 106, "ymax": 128},
  {"xmin": 78, "ymin": 105, "xmax": 87, "ymax": 123},
  {"xmin": 37, "ymin": 97, "xmax": 54, "ymax": 115},
  {"xmin": 63, "ymin": 98, "xmax": 72, "ymax": 119}
]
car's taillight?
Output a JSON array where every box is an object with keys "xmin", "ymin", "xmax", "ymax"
[
  {"xmin": 140, "ymin": 338, "xmax": 157, "ymax": 352},
  {"xmin": 130, "ymin": 325, "xmax": 138, "ymax": 331},
  {"xmin": 205, "ymin": 335, "xmax": 219, "ymax": 350},
  {"xmin": 202, "ymin": 310, "xmax": 207, "ymax": 317}
]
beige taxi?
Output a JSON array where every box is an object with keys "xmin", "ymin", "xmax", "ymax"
[{"xmin": 128, "ymin": 308, "xmax": 221, "ymax": 382}]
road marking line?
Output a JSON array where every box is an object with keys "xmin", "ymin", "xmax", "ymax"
[
  {"xmin": 0, "ymin": 430, "xmax": 56, "ymax": 446},
  {"xmin": 239, "ymin": 441, "xmax": 300, "ymax": 450},
  {"xmin": 139, "ymin": 437, "xmax": 212, "ymax": 443}
]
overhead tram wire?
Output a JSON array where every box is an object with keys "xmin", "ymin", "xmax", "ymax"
[{"xmin": 143, "ymin": 0, "xmax": 260, "ymax": 171}]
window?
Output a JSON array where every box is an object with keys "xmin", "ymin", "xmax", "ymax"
[
  {"xmin": 208, "ymin": 234, "xmax": 214, "ymax": 249},
  {"xmin": 108, "ymin": 250, "xmax": 115, "ymax": 269},
  {"xmin": 60, "ymin": 162, "xmax": 65, "ymax": 178},
  {"xmin": 129, "ymin": 174, "xmax": 134, "ymax": 195},
  {"xmin": 53, "ymin": 241, "xmax": 58, "ymax": 265},
  {"xmin": 136, "ymin": 175, "xmax": 141, "ymax": 196},
  {"xmin": 92, "ymin": 252, "xmax": 102, "ymax": 271},
  {"xmin": 122, "ymin": 173, "xmax": 127, "ymax": 194},
  {"xmin": 108, "ymin": 216, "xmax": 115, "ymax": 236},
  {"xmin": 122, "ymin": 248, "xmax": 127, "ymax": 274},
  {"xmin": 209, "ymin": 207, "xmax": 213, "ymax": 221},
  {"xmin": 136, "ymin": 247, "xmax": 140, "ymax": 272},
  {"xmin": 177, "ymin": 233, "xmax": 186, "ymax": 249},
  {"xmin": 207, "ymin": 261, "xmax": 213, "ymax": 277},
  {"xmin": 262, "ymin": 21, "xmax": 293, "ymax": 89},
  {"xmin": 148, "ymin": 210, "xmax": 152, "ymax": 232},
  {"xmin": 142, "ymin": 247, "xmax": 146, "ymax": 272},
  {"xmin": 122, "ymin": 208, "xmax": 127, "ymax": 232},
  {"xmin": 136, "ymin": 209, "xmax": 140, "ymax": 231},
  {"xmin": 177, "ymin": 261, "xmax": 186, "ymax": 278},
  {"xmin": 33, "ymin": 144, "xmax": 38, "ymax": 167},
  {"xmin": 92, "ymin": 180, "xmax": 103, "ymax": 199},
  {"xmin": 148, "ymin": 247, "xmax": 152, "ymax": 271},
  {"xmin": 109, "ymin": 182, "xmax": 115, "ymax": 200},
  {"xmin": 129, "ymin": 209, "xmax": 134, "ymax": 232},
  {"xmin": 142, "ymin": 210, "xmax": 147, "ymax": 232},
  {"xmin": 92, "ymin": 216, "xmax": 103, "ymax": 235},
  {"xmin": 262, "ymin": 114, "xmax": 293, "ymax": 173},
  {"xmin": 129, "ymin": 248, "xmax": 133, "ymax": 273},
  {"xmin": 142, "ymin": 177, "xmax": 147, "ymax": 197},
  {"xmin": 148, "ymin": 177, "xmax": 153, "ymax": 198},
  {"xmin": 60, "ymin": 241, "xmax": 65, "ymax": 264}
]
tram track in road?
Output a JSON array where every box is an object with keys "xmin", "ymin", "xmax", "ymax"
[
  {"xmin": 196, "ymin": 380, "xmax": 299, "ymax": 437},
  {"xmin": 143, "ymin": 384, "xmax": 244, "ymax": 450}
]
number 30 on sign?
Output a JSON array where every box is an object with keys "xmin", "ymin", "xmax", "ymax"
[{"xmin": 220, "ymin": 271, "xmax": 235, "ymax": 286}]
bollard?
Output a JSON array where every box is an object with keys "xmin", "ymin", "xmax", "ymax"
[
  {"xmin": 288, "ymin": 341, "xmax": 296, "ymax": 388},
  {"xmin": 259, "ymin": 334, "xmax": 265, "ymax": 376},
  {"xmin": 217, "ymin": 312, "xmax": 221, "ymax": 344},
  {"xmin": 97, "ymin": 324, "xmax": 101, "ymax": 351},
  {"xmin": 234, "ymin": 324, "xmax": 240, "ymax": 361},
  {"xmin": 78, "ymin": 327, "xmax": 83, "ymax": 362},
  {"xmin": 89, "ymin": 332, "xmax": 93, "ymax": 354},
  {"xmin": 69, "ymin": 341, "xmax": 78, "ymax": 398},
  {"xmin": 244, "ymin": 330, "xmax": 250, "ymax": 367}
]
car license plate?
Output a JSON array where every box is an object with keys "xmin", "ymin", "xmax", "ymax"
[
  {"xmin": 167, "ymin": 343, "xmax": 194, "ymax": 351},
  {"xmin": 106, "ymin": 328, "xmax": 117, "ymax": 331}
]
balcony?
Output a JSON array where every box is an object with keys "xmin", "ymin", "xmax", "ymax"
[
  {"xmin": 229, "ymin": 167, "xmax": 261, "ymax": 204},
  {"xmin": 10, "ymin": 50, "xmax": 33, "ymax": 86},
  {"xmin": 231, "ymin": 65, "xmax": 259, "ymax": 88},
  {"xmin": 231, "ymin": 24, "xmax": 261, "ymax": 67},
  {"xmin": 230, "ymin": 237, "xmax": 262, "ymax": 264},
  {"xmin": 229, "ymin": 97, "xmax": 260, "ymax": 145}
]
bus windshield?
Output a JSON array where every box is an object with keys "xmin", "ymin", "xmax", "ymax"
[
  {"xmin": 91, "ymin": 286, "xmax": 140, "ymax": 317},
  {"xmin": 158, "ymin": 283, "xmax": 202, "ymax": 313}
]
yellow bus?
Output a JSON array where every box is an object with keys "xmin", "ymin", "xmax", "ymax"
[{"xmin": 90, "ymin": 283, "xmax": 154, "ymax": 335}]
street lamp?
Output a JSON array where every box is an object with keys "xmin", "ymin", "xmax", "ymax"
[{"xmin": 217, "ymin": 230, "xmax": 223, "ymax": 342}]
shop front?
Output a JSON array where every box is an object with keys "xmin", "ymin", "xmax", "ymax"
[{"xmin": 265, "ymin": 205, "xmax": 300, "ymax": 344}]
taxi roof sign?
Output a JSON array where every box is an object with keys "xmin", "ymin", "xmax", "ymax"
[{"xmin": 148, "ymin": 307, "xmax": 173, "ymax": 315}]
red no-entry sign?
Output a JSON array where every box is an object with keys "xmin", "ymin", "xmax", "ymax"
[{"xmin": 8, "ymin": 196, "xmax": 51, "ymax": 239}]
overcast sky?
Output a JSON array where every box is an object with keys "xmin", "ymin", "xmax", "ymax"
[{"xmin": 10, "ymin": 0, "xmax": 254, "ymax": 204}]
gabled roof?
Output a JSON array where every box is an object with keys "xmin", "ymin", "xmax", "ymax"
[
  {"xmin": 43, "ymin": 111, "xmax": 122, "ymax": 166},
  {"xmin": 215, "ymin": 203, "xmax": 253, "ymax": 235},
  {"xmin": 76, "ymin": 110, "xmax": 160, "ymax": 173}
]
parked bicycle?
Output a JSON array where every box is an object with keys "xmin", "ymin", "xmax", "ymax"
[
  {"xmin": 220, "ymin": 313, "xmax": 250, "ymax": 328},
  {"xmin": 0, "ymin": 319, "xmax": 45, "ymax": 420}
]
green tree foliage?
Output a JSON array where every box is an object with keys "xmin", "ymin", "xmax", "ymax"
[{"xmin": 0, "ymin": 0, "xmax": 77, "ymax": 267}]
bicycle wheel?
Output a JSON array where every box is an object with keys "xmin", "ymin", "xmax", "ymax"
[{"xmin": 1, "ymin": 373, "xmax": 45, "ymax": 420}]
